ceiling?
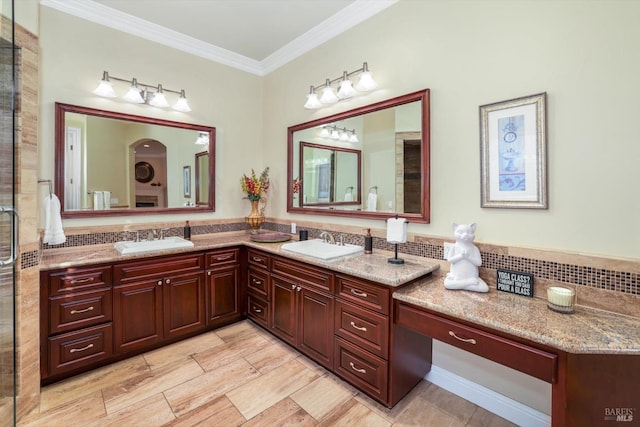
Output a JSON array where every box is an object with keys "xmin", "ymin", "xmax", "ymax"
[{"xmin": 41, "ymin": 0, "xmax": 398, "ymax": 75}]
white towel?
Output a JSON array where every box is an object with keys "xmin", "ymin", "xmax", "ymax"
[
  {"xmin": 43, "ymin": 194, "xmax": 66, "ymax": 245},
  {"xmin": 386, "ymin": 217, "xmax": 407, "ymax": 244},
  {"xmin": 102, "ymin": 191, "xmax": 111, "ymax": 209},
  {"xmin": 366, "ymin": 192, "xmax": 377, "ymax": 211},
  {"xmin": 344, "ymin": 192, "xmax": 353, "ymax": 202},
  {"xmin": 93, "ymin": 191, "xmax": 103, "ymax": 210}
]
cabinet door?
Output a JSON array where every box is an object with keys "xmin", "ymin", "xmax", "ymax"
[
  {"xmin": 113, "ymin": 279, "xmax": 163, "ymax": 353},
  {"xmin": 299, "ymin": 286, "xmax": 334, "ymax": 370},
  {"xmin": 206, "ymin": 265, "xmax": 239, "ymax": 327},
  {"xmin": 163, "ymin": 271, "xmax": 206, "ymax": 339},
  {"xmin": 271, "ymin": 275, "xmax": 297, "ymax": 346}
]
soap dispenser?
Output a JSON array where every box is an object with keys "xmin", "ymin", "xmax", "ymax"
[
  {"xmin": 183, "ymin": 221, "xmax": 191, "ymax": 240},
  {"xmin": 364, "ymin": 229, "xmax": 373, "ymax": 254}
]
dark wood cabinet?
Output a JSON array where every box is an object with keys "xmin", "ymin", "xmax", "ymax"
[
  {"xmin": 270, "ymin": 257, "xmax": 334, "ymax": 370},
  {"xmin": 246, "ymin": 249, "xmax": 271, "ymax": 329},
  {"xmin": 113, "ymin": 276, "xmax": 163, "ymax": 353},
  {"xmin": 205, "ymin": 248, "xmax": 242, "ymax": 328},
  {"xmin": 113, "ymin": 253, "xmax": 205, "ymax": 354},
  {"xmin": 42, "ymin": 252, "xmax": 207, "ymax": 384}
]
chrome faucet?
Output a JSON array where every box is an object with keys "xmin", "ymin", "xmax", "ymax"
[
  {"xmin": 147, "ymin": 230, "xmax": 157, "ymax": 241},
  {"xmin": 158, "ymin": 228, "xmax": 169, "ymax": 240},
  {"xmin": 319, "ymin": 231, "xmax": 336, "ymax": 245}
]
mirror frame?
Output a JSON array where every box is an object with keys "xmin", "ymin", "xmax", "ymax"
[
  {"xmin": 299, "ymin": 141, "xmax": 362, "ymax": 208},
  {"xmin": 55, "ymin": 102, "xmax": 216, "ymax": 218},
  {"xmin": 287, "ymin": 89, "xmax": 430, "ymax": 223}
]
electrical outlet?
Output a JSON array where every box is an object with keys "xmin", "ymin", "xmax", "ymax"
[{"xmin": 443, "ymin": 242, "xmax": 454, "ymax": 260}]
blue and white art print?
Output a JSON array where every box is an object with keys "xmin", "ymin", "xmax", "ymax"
[
  {"xmin": 498, "ymin": 115, "xmax": 525, "ymax": 191},
  {"xmin": 480, "ymin": 93, "xmax": 548, "ymax": 209}
]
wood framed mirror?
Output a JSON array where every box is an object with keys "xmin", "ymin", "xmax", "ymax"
[
  {"xmin": 54, "ymin": 103, "xmax": 215, "ymax": 218},
  {"xmin": 287, "ymin": 89, "xmax": 430, "ymax": 223}
]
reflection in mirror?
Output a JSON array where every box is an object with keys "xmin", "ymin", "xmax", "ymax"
[
  {"xmin": 55, "ymin": 103, "xmax": 215, "ymax": 218},
  {"xmin": 288, "ymin": 90, "xmax": 430, "ymax": 223},
  {"xmin": 195, "ymin": 151, "xmax": 209, "ymax": 205},
  {"xmin": 299, "ymin": 142, "xmax": 361, "ymax": 207}
]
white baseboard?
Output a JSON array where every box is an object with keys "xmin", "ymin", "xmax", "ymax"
[{"xmin": 425, "ymin": 366, "xmax": 551, "ymax": 427}]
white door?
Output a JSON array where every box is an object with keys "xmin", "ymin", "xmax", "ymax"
[{"xmin": 65, "ymin": 127, "xmax": 82, "ymax": 210}]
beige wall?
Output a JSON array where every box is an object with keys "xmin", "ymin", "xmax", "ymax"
[
  {"xmin": 38, "ymin": 6, "xmax": 264, "ymax": 227},
  {"xmin": 264, "ymin": 0, "xmax": 640, "ymax": 260}
]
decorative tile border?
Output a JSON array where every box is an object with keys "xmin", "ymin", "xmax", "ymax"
[{"xmin": 35, "ymin": 221, "xmax": 639, "ymax": 297}]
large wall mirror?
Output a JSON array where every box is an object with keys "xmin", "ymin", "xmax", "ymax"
[
  {"xmin": 287, "ymin": 89, "xmax": 430, "ymax": 223},
  {"xmin": 55, "ymin": 103, "xmax": 215, "ymax": 218}
]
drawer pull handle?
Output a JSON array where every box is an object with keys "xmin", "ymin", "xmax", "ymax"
[
  {"xmin": 252, "ymin": 279, "xmax": 262, "ymax": 285},
  {"xmin": 449, "ymin": 331, "xmax": 477, "ymax": 345},
  {"xmin": 70, "ymin": 343, "xmax": 94, "ymax": 353},
  {"xmin": 69, "ymin": 277, "xmax": 93, "ymax": 285},
  {"xmin": 350, "ymin": 289, "xmax": 368, "ymax": 298},
  {"xmin": 70, "ymin": 306, "xmax": 94, "ymax": 315},
  {"xmin": 349, "ymin": 362, "xmax": 366, "ymax": 374},
  {"xmin": 350, "ymin": 321, "xmax": 367, "ymax": 332},
  {"xmin": 215, "ymin": 255, "xmax": 233, "ymax": 261},
  {"xmin": 252, "ymin": 306, "xmax": 262, "ymax": 314},
  {"xmin": 252, "ymin": 256, "xmax": 264, "ymax": 262}
]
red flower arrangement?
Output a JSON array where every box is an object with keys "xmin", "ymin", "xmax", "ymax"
[{"xmin": 240, "ymin": 167, "xmax": 270, "ymax": 201}]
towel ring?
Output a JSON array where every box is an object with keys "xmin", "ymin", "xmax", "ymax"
[
  {"xmin": 368, "ymin": 186, "xmax": 378, "ymax": 194},
  {"xmin": 38, "ymin": 179, "xmax": 53, "ymax": 199}
]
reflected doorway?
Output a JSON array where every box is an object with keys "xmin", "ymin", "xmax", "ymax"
[{"xmin": 131, "ymin": 139, "xmax": 167, "ymax": 208}]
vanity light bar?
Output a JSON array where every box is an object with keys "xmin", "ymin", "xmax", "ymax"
[
  {"xmin": 304, "ymin": 62, "xmax": 378, "ymax": 110},
  {"xmin": 92, "ymin": 71, "xmax": 191, "ymax": 112},
  {"xmin": 320, "ymin": 125, "xmax": 358, "ymax": 143}
]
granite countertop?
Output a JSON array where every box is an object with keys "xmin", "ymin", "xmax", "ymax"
[
  {"xmin": 40, "ymin": 232, "xmax": 439, "ymax": 288},
  {"xmin": 393, "ymin": 274, "xmax": 640, "ymax": 355}
]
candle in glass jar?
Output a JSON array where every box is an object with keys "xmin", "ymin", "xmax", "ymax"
[{"xmin": 547, "ymin": 286, "xmax": 575, "ymax": 307}]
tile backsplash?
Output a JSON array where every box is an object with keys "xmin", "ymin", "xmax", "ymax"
[{"xmin": 34, "ymin": 219, "xmax": 639, "ymax": 318}]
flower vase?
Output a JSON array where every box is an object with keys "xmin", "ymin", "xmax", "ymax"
[{"xmin": 245, "ymin": 198, "xmax": 265, "ymax": 234}]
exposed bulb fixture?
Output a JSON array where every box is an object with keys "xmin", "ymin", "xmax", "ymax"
[
  {"xmin": 92, "ymin": 71, "xmax": 116, "ymax": 98},
  {"xmin": 337, "ymin": 71, "xmax": 356, "ymax": 100},
  {"xmin": 123, "ymin": 78, "xmax": 145, "ymax": 103},
  {"xmin": 92, "ymin": 71, "xmax": 192, "ymax": 111},
  {"xmin": 319, "ymin": 79, "xmax": 339, "ymax": 104},
  {"xmin": 173, "ymin": 90, "xmax": 191, "ymax": 112},
  {"xmin": 303, "ymin": 62, "xmax": 378, "ymax": 110}
]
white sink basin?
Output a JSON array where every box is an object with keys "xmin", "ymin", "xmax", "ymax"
[
  {"xmin": 281, "ymin": 239, "xmax": 363, "ymax": 261},
  {"xmin": 114, "ymin": 236, "xmax": 194, "ymax": 255}
]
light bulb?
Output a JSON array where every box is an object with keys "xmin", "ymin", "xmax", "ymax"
[
  {"xmin": 319, "ymin": 79, "xmax": 338, "ymax": 104},
  {"xmin": 304, "ymin": 86, "xmax": 321, "ymax": 109},
  {"xmin": 93, "ymin": 71, "xmax": 116, "ymax": 98},
  {"xmin": 173, "ymin": 90, "xmax": 191, "ymax": 112},
  {"xmin": 123, "ymin": 78, "xmax": 144, "ymax": 103},
  {"xmin": 355, "ymin": 62, "xmax": 378, "ymax": 92},
  {"xmin": 337, "ymin": 71, "xmax": 356, "ymax": 99},
  {"xmin": 149, "ymin": 84, "xmax": 169, "ymax": 108}
]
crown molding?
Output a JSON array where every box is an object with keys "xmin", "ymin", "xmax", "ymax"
[{"xmin": 40, "ymin": 0, "xmax": 398, "ymax": 76}]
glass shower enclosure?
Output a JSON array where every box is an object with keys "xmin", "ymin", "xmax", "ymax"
[{"xmin": 0, "ymin": 0, "xmax": 17, "ymax": 424}]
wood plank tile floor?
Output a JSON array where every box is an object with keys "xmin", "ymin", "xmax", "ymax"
[{"xmin": 20, "ymin": 321, "xmax": 517, "ymax": 426}]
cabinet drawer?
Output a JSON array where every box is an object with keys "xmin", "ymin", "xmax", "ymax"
[
  {"xmin": 337, "ymin": 275, "xmax": 390, "ymax": 315},
  {"xmin": 335, "ymin": 337, "xmax": 388, "ymax": 403},
  {"xmin": 49, "ymin": 289, "xmax": 112, "ymax": 335},
  {"xmin": 272, "ymin": 257, "xmax": 333, "ymax": 294},
  {"xmin": 206, "ymin": 248, "xmax": 239, "ymax": 268},
  {"xmin": 248, "ymin": 267, "xmax": 269, "ymax": 299},
  {"xmin": 335, "ymin": 300, "xmax": 388, "ymax": 359},
  {"xmin": 247, "ymin": 293, "xmax": 269, "ymax": 328},
  {"xmin": 48, "ymin": 323, "xmax": 113, "ymax": 375},
  {"xmin": 46, "ymin": 265, "xmax": 112, "ymax": 296},
  {"xmin": 114, "ymin": 253, "xmax": 204, "ymax": 282},
  {"xmin": 395, "ymin": 302, "xmax": 557, "ymax": 383},
  {"xmin": 247, "ymin": 249, "xmax": 270, "ymax": 269}
]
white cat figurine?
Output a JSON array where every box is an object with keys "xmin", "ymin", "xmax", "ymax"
[{"xmin": 444, "ymin": 223, "xmax": 489, "ymax": 293}]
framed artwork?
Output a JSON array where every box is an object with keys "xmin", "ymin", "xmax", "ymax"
[
  {"xmin": 479, "ymin": 92, "xmax": 547, "ymax": 209},
  {"xmin": 183, "ymin": 165, "xmax": 191, "ymax": 198}
]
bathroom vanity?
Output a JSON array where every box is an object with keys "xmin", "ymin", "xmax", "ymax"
[{"xmin": 39, "ymin": 234, "xmax": 640, "ymax": 425}]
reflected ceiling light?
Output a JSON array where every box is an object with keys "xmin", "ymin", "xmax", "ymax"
[
  {"xmin": 92, "ymin": 70, "xmax": 192, "ymax": 112},
  {"xmin": 195, "ymin": 132, "xmax": 209, "ymax": 145},
  {"xmin": 303, "ymin": 62, "xmax": 378, "ymax": 110},
  {"xmin": 321, "ymin": 125, "xmax": 358, "ymax": 143}
]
